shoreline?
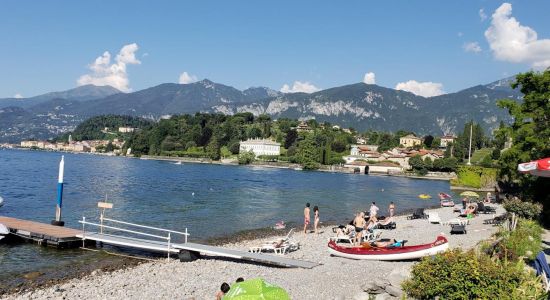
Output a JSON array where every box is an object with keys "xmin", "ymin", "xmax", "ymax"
[
  {"xmin": 5, "ymin": 148, "xmax": 461, "ymax": 182},
  {"xmin": 1, "ymin": 204, "xmax": 504, "ymax": 299}
]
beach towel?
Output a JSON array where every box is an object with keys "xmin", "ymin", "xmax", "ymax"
[{"xmin": 533, "ymin": 252, "xmax": 550, "ymax": 279}]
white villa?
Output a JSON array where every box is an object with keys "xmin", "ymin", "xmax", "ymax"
[
  {"xmin": 440, "ymin": 135, "xmax": 456, "ymax": 148},
  {"xmin": 239, "ymin": 138, "xmax": 281, "ymax": 156}
]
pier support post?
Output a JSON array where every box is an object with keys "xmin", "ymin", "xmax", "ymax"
[
  {"xmin": 178, "ymin": 250, "xmax": 200, "ymax": 262},
  {"xmin": 51, "ymin": 156, "xmax": 65, "ymax": 227}
]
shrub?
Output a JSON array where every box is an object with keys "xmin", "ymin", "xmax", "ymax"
[
  {"xmin": 493, "ymin": 219, "xmax": 543, "ymax": 261},
  {"xmin": 402, "ymin": 249, "xmax": 546, "ymax": 299},
  {"xmin": 238, "ymin": 151, "xmax": 255, "ymax": 165},
  {"xmin": 450, "ymin": 166, "xmax": 497, "ymax": 188},
  {"xmin": 503, "ymin": 198, "xmax": 543, "ymax": 220}
]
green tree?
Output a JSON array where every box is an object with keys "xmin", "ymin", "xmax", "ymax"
[
  {"xmin": 206, "ymin": 136, "xmax": 221, "ymax": 160},
  {"xmin": 238, "ymin": 150, "xmax": 255, "ymax": 164},
  {"xmin": 423, "ymin": 135, "xmax": 434, "ymax": 148},
  {"xmin": 297, "ymin": 134, "xmax": 320, "ymax": 170},
  {"xmin": 284, "ymin": 129, "xmax": 298, "ymax": 148},
  {"xmin": 497, "ymin": 70, "xmax": 550, "ymax": 221}
]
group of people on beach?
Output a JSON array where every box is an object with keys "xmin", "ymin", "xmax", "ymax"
[
  {"xmin": 333, "ymin": 201, "xmax": 397, "ymax": 245},
  {"xmin": 215, "ymin": 277, "xmax": 244, "ymax": 299},
  {"xmin": 303, "ymin": 203, "xmax": 320, "ymax": 234}
]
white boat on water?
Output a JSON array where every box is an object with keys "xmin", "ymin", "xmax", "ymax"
[{"xmin": 0, "ymin": 196, "xmax": 3, "ymax": 207}]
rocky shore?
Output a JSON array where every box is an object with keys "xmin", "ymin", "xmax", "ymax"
[{"xmin": 2, "ymin": 205, "xmax": 503, "ymax": 300}]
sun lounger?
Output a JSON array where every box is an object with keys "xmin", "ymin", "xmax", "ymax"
[
  {"xmin": 407, "ymin": 208, "xmax": 428, "ymax": 220},
  {"xmin": 441, "ymin": 218, "xmax": 470, "ymax": 226},
  {"xmin": 477, "ymin": 202, "xmax": 497, "ymax": 214},
  {"xmin": 483, "ymin": 213, "xmax": 507, "ymax": 225},
  {"xmin": 533, "ymin": 251, "xmax": 550, "ymax": 292},
  {"xmin": 450, "ymin": 224, "xmax": 467, "ymax": 234},
  {"xmin": 249, "ymin": 228, "xmax": 299, "ymax": 255},
  {"xmin": 428, "ymin": 212, "xmax": 441, "ymax": 224},
  {"xmin": 377, "ymin": 217, "xmax": 396, "ymax": 230}
]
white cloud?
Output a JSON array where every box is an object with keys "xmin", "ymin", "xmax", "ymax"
[
  {"xmin": 395, "ymin": 80, "xmax": 445, "ymax": 97},
  {"xmin": 363, "ymin": 72, "xmax": 376, "ymax": 84},
  {"xmin": 13, "ymin": 93, "xmax": 23, "ymax": 99},
  {"xmin": 77, "ymin": 43, "xmax": 141, "ymax": 92},
  {"xmin": 280, "ymin": 81, "xmax": 320, "ymax": 93},
  {"xmin": 485, "ymin": 3, "xmax": 550, "ymax": 68},
  {"xmin": 463, "ymin": 42, "xmax": 482, "ymax": 53},
  {"xmin": 178, "ymin": 72, "xmax": 198, "ymax": 84},
  {"xmin": 479, "ymin": 8, "xmax": 487, "ymax": 21}
]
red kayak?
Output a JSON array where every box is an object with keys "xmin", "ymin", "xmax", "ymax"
[{"xmin": 328, "ymin": 235, "xmax": 449, "ymax": 261}]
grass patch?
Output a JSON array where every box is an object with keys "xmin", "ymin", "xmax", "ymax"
[
  {"xmin": 470, "ymin": 148, "xmax": 493, "ymax": 164},
  {"xmin": 450, "ymin": 165, "xmax": 497, "ymax": 188}
]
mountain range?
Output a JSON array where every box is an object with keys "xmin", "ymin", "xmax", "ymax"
[{"xmin": 0, "ymin": 78, "xmax": 522, "ymax": 143}]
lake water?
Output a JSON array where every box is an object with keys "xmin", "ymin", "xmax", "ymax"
[{"xmin": 0, "ymin": 149, "xmax": 453, "ymax": 279}]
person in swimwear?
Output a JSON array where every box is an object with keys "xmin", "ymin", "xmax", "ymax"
[
  {"xmin": 313, "ymin": 205, "xmax": 320, "ymax": 234},
  {"xmin": 353, "ymin": 212, "xmax": 366, "ymax": 245},
  {"xmin": 303, "ymin": 203, "xmax": 311, "ymax": 234}
]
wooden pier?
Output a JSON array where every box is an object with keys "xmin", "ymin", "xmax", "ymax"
[{"xmin": 0, "ymin": 216, "xmax": 83, "ymax": 248}]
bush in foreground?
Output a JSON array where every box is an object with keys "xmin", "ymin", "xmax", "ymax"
[
  {"xmin": 491, "ymin": 218, "xmax": 543, "ymax": 261},
  {"xmin": 402, "ymin": 249, "xmax": 546, "ymax": 299},
  {"xmin": 503, "ymin": 198, "xmax": 543, "ymax": 220}
]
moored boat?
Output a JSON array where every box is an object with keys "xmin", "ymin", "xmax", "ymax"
[
  {"xmin": 418, "ymin": 194, "xmax": 431, "ymax": 199},
  {"xmin": 327, "ymin": 235, "xmax": 448, "ymax": 260},
  {"xmin": 0, "ymin": 223, "xmax": 8, "ymax": 241},
  {"xmin": 440, "ymin": 199, "xmax": 455, "ymax": 207}
]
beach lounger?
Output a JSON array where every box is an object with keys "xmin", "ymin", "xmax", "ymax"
[
  {"xmin": 533, "ymin": 251, "xmax": 550, "ymax": 292},
  {"xmin": 428, "ymin": 212, "xmax": 441, "ymax": 224},
  {"xmin": 407, "ymin": 208, "xmax": 428, "ymax": 220},
  {"xmin": 477, "ymin": 202, "xmax": 497, "ymax": 214},
  {"xmin": 450, "ymin": 224, "xmax": 467, "ymax": 234},
  {"xmin": 483, "ymin": 213, "xmax": 507, "ymax": 225},
  {"xmin": 249, "ymin": 228, "xmax": 299, "ymax": 255},
  {"xmin": 377, "ymin": 218, "xmax": 396, "ymax": 230},
  {"xmin": 441, "ymin": 218, "xmax": 470, "ymax": 226}
]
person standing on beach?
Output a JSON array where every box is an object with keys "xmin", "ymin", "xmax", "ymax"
[
  {"xmin": 313, "ymin": 206, "xmax": 320, "ymax": 234},
  {"xmin": 353, "ymin": 212, "xmax": 366, "ymax": 245},
  {"xmin": 303, "ymin": 203, "xmax": 311, "ymax": 234},
  {"xmin": 388, "ymin": 202, "xmax": 395, "ymax": 217},
  {"xmin": 369, "ymin": 202, "xmax": 379, "ymax": 219}
]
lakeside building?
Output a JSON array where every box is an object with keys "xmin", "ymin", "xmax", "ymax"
[
  {"xmin": 440, "ymin": 135, "xmax": 456, "ymax": 148},
  {"xmin": 239, "ymin": 138, "xmax": 281, "ymax": 156},
  {"xmin": 399, "ymin": 134, "xmax": 423, "ymax": 148},
  {"xmin": 344, "ymin": 146, "xmax": 444, "ymax": 170},
  {"xmin": 118, "ymin": 127, "xmax": 136, "ymax": 133},
  {"xmin": 20, "ymin": 139, "xmax": 124, "ymax": 154},
  {"xmin": 295, "ymin": 121, "xmax": 312, "ymax": 132}
]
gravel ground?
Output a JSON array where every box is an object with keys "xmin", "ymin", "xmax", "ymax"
[{"xmin": 3, "ymin": 205, "xmax": 504, "ymax": 300}]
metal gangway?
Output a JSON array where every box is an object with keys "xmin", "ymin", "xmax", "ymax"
[{"xmin": 77, "ymin": 203, "xmax": 318, "ymax": 268}]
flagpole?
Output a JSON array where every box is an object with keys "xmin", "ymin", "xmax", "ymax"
[{"xmin": 467, "ymin": 124, "xmax": 473, "ymax": 166}]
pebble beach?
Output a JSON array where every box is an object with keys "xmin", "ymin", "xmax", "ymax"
[{"xmin": 2, "ymin": 205, "xmax": 504, "ymax": 300}]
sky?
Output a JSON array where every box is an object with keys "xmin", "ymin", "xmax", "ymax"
[{"xmin": 1, "ymin": 0, "xmax": 550, "ymax": 98}]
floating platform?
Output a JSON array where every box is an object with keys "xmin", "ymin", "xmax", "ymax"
[
  {"xmin": 78, "ymin": 232, "xmax": 319, "ymax": 269},
  {"xmin": 0, "ymin": 216, "xmax": 83, "ymax": 248}
]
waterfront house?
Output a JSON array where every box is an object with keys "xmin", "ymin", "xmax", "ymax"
[
  {"xmin": 296, "ymin": 121, "xmax": 312, "ymax": 132},
  {"xmin": 239, "ymin": 138, "xmax": 281, "ymax": 156},
  {"xmin": 439, "ymin": 135, "xmax": 456, "ymax": 148},
  {"xmin": 118, "ymin": 127, "xmax": 135, "ymax": 133},
  {"xmin": 399, "ymin": 134, "xmax": 423, "ymax": 148}
]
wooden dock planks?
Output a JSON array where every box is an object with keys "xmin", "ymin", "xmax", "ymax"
[{"xmin": 0, "ymin": 216, "xmax": 82, "ymax": 246}]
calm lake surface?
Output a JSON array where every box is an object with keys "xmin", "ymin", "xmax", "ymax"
[{"xmin": 0, "ymin": 149, "xmax": 453, "ymax": 278}]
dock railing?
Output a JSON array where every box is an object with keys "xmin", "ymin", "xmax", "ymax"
[{"xmin": 79, "ymin": 216, "xmax": 189, "ymax": 260}]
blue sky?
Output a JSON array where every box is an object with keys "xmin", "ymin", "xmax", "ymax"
[{"xmin": 1, "ymin": 0, "xmax": 549, "ymax": 98}]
